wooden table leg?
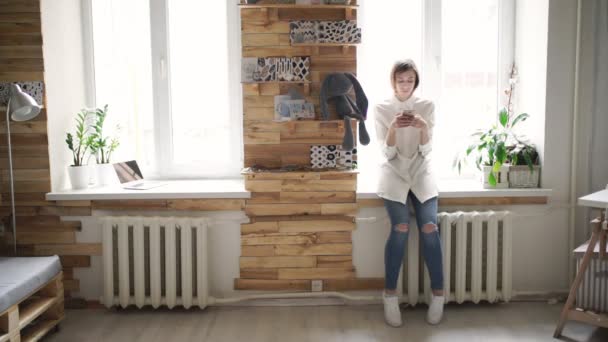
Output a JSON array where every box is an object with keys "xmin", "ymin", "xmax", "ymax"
[{"xmin": 554, "ymin": 219, "xmax": 602, "ymax": 338}]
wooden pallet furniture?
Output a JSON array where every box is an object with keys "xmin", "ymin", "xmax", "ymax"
[{"xmin": 0, "ymin": 270, "xmax": 63, "ymax": 342}]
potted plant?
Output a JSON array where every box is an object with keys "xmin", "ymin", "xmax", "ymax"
[
  {"xmin": 456, "ymin": 63, "xmax": 530, "ymax": 188},
  {"xmin": 507, "ymin": 143, "xmax": 540, "ymax": 188},
  {"xmin": 66, "ymin": 109, "xmax": 93, "ymax": 189},
  {"xmin": 88, "ymin": 105, "xmax": 120, "ymax": 186}
]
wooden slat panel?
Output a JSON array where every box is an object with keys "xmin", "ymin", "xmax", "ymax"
[
  {"xmin": 234, "ymin": 278, "xmax": 310, "ymax": 291},
  {"xmin": 241, "ymin": 221, "xmax": 279, "ymax": 235},
  {"xmin": 59, "ymin": 255, "xmax": 90, "ymax": 268},
  {"xmin": 317, "ymin": 231, "xmax": 351, "ymax": 243},
  {"xmin": 0, "ymin": 121, "xmax": 48, "ymax": 134},
  {"xmin": 0, "ymin": 157, "xmax": 49, "ymax": 169},
  {"xmin": 245, "ymin": 180, "xmax": 282, "ymax": 192},
  {"xmin": 252, "ymin": 214, "xmax": 355, "ymax": 223},
  {"xmin": 245, "ymin": 172, "xmax": 320, "ymax": 180},
  {"xmin": 244, "ymin": 131, "xmax": 281, "ymax": 144},
  {"xmin": 317, "ymin": 255, "xmax": 353, "ymax": 268},
  {"xmin": 239, "ymin": 256, "xmax": 316, "ymax": 268},
  {"xmin": 0, "ymin": 34, "xmax": 42, "ymax": 46},
  {"xmin": 278, "ymin": 267, "xmax": 355, "ymax": 280},
  {"xmin": 246, "ymin": 191, "xmax": 281, "ymax": 204},
  {"xmin": 34, "ymin": 243, "xmax": 102, "ymax": 256},
  {"xmin": 278, "ymin": 219, "xmax": 355, "ymax": 233},
  {"xmin": 241, "ymin": 21, "xmax": 290, "ymax": 34},
  {"xmin": 0, "ymin": 58, "xmax": 44, "ymax": 71},
  {"xmin": 279, "ymin": 191, "xmax": 355, "ymax": 204},
  {"xmin": 242, "ymin": 46, "xmax": 312, "ymax": 58},
  {"xmin": 1, "ymin": 169, "xmax": 49, "ymax": 181},
  {"xmin": 241, "ymin": 245, "xmax": 275, "ymax": 257},
  {"xmin": 242, "ymin": 233, "xmax": 317, "ymax": 246},
  {"xmin": 0, "ymin": 133, "xmax": 47, "ymax": 145},
  {"xmin": 281, "ymin": 179, "xmax": 356, "ymax": 192},
  {"xmin": 0, "ymin": 45, "xmax": 42, "ymax": 58},
  {"xmin": 17, "ymin": 231, "xmax": 75, "ymax": 245},
  {"xmin": 242, "ymin": 33, "xmax": 281, "ymax": 47},
  {"xmin": 3, "ymin": 180, "xmax": 50, "ymax": 193},
  {"xmin": 0, "ymin": 0, "xmax": 40, "ymax": 13},
  {"xmin": 246, "ymin": 203, "xmax": 322, "ymax": 216},
  {"xmin": 320, "ymin": 203, "xmax": 358, "ymax": 215},
  {"xmin": 277, "ymin": 8, "xmax": 347, "ymax": 21},
  {"xmin": 0, "ymin": 71, "xmax": 44, "ymax": 81},
  {"xmin": 274, "ymin": 243, "xmax": 352, "ymax": 256},
  {"xmin": 323, "ymin": 278, "xmax": 385, "ymax": 291},
  {"xmin": 55, "ymin": 200, "xmax": 92, "ymax": 207},
  {"xmin": 239, "ymin": 268, "xmax": 278, "ymax": 280},
  {"xmin": 91, "ymin": 200, "xmax": 168, "ymax": 210},
  {"xmin": 38, "ymin": 206, "xmax": 91, "ymax": 216},
  {"xmin": 167, "ymin": 199, "xmax": 245, "ymax": 210},
  {"xmin": 63, "ymin": 278, "xmax": 80, "ymax": 292},
  {"xmin": 244, "ymin": 107, "xmax": 274, "ymax": 121},
  {"xmin": 0, "ymin": 12, "xmax": 40, "ymax": 23}
]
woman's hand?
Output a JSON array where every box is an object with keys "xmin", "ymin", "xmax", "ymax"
[
  {"xmin": 410, "ymin": 114, "xmax": 428, "ymax": 129},
  {"xmin": 391, "ymin": 112, "xmax": 427, "ymax": 129}
]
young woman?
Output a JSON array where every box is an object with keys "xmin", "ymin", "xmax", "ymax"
[{"xmin": 374, "ymin": 59, "xmax": 444, "ymax": 327}]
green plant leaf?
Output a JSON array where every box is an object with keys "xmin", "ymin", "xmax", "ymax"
[
  {"xmin": 496, "ymin": 142, "xmax": 507, "ymax": 164},
  {"xmin": 493, "ymin": 161, "xmax": 502, "ymax": 173},
  {"xmin": 466, "ymin": 144, "xmax": 476, "ymax": 156},
  {"xmin": 499, "ymin": 108, "xmax": 508, "ymax": 127},
  {"xmin": 489, "ymin": 172, "xmax": 497, "ymax": 186},
  {"xmin": 511, "ymin": 113, "xmax": 529, "ymax": 128},
  {"xmin": 523, "ymin": 150, "xmax": 534, "ymax": 172}
]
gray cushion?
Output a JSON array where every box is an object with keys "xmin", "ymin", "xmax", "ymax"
[{"xmin": 0, "ymin": 256, "xmax": 62, "ymax": 314}]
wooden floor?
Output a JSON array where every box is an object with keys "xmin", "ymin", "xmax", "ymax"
[{"xmin": 45, "ymin": 302, "xmax": 607, "ymax": 342}]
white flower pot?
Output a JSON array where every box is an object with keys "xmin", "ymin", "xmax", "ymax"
[
  {"xmin": 68, "ymin": 165, "xmax": 90, "ymax": 190},
  {"xmin": 95, "ymin": 163, "xmax": 119, "ymax": 186},
  {"xmin": 481, "ymin": 165, "xmax": 509, "ymax": 189}
]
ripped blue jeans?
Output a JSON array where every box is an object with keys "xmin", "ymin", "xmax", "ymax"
[{"xmin": 383, "ymin": 193, "xmax": 443, "ymax": 291}]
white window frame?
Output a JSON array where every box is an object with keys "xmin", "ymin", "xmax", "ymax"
[
  {"xmin": 422, "ymin": 0, "xmax": 515, "ymax": 129},
  {"xmin": 421, "ymin": 0, "xmax": 516, "ymax": 180},
  {"xmin": 84, "ymin": 0, "xmax": 243, "ymax": 180}
]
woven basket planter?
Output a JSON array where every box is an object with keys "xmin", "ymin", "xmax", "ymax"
[
  {"xmin": 508, "ymin": 165, "xmax": 540, "ymax": 188},
  {"xmin": 481, "ymin": 165, "xmax": 510, "ymax": 189}
]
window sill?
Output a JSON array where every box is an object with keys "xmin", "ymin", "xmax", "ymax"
[
  {"xmin": 357, "ymin": 179, "xmax": 551, "ymax": 206},
  {"xmin": 46, "ymin": 179, "xmax": 250, "ymax": 201},
  {"xmin": 47, "ymin": 178, "xmax": 551, "ymax": 203}
]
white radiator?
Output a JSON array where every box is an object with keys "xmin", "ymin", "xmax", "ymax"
[
  {"xmin": 401, "ymin": 211, "xmax": 512, "ymax": 305},
  {"xmin": 574, "ymin": 242, "xmax": 608, "ymax": 313},
  {"xmin": 102, "ymin": 216, "xmax": 210, "ymax": 309}
]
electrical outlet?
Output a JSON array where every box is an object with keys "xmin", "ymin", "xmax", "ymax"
[{"xmin": 311, "ymin": 279, "xmax": 323, "ymax": 292}]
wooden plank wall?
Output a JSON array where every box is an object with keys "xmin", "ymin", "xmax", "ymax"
[
  {"xmin": 0, "ymin": 0, "xmax": 92, "ymax": 300},
  {"xmin": 238, "ymin": 2, "xmax": 383, "ymax": 291}
]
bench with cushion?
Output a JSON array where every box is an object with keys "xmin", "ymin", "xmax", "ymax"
[{"xmin": 0, "ymin": 256, "xmax": 63, "ymax": 342}]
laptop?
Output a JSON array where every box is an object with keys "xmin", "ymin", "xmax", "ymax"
[{"xmin": 113, "ymin": 160, "xmax": 166, "ymax": 190}]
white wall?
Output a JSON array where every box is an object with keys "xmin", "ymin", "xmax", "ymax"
[{"xmin": 41, "ymin": 0, "xmax": 88, "ymax": 191}]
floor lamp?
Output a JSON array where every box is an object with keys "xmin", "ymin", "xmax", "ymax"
[{"xmin": 5, "ymin": 84, "xmax": 42, "ymax": 254}]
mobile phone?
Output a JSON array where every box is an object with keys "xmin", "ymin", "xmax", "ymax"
[{"xmin": 400, "ymin": 110, "xmax": 414, "ymax": 117}]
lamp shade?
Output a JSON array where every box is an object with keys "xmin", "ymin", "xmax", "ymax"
[{"xmin": 7, "ymin": 83, "xmax": 41, "ymax": 121}]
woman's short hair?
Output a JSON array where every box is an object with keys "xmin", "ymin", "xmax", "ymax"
[{"xmin": 390, "ymin": 59, "xmax": 420, "ymax": 91}]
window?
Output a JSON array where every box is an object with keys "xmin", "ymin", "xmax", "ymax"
[
  {"xmin": 88, "ymin": 0, "xmax": 241, "ymax": 179},
  {"xmin": 358, "ymin": 0, "xmax": 514, "ymax": 180}
]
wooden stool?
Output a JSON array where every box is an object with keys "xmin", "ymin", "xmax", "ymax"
[{"xmin": 554, "ymin": 210, "xmax": 608, "ymax": 338}]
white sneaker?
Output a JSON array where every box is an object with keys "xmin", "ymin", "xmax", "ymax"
[
  {"xmin": 426, "ymin": 295, "xmax": 444, "ymax": 325},
  {"xmin": 382, "ymin": 292, "xmax": 402, "ymax": 327}
]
